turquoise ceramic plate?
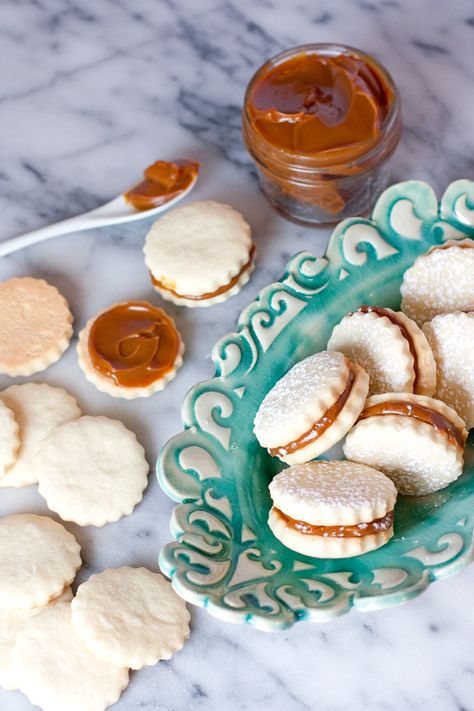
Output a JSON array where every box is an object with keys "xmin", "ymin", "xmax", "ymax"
[{"xmin": 158, "ymin": 180, "xmax": 474, "ymax": 631}]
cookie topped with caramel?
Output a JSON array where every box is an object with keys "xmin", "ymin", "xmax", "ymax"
[{"xmin": 77, "ymin": 301, "xmax": 183, "ymax": 399}]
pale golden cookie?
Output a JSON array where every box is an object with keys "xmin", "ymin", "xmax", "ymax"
[
  {"xmin": 0, "ymin": 514, "xmax": 81, "ymax": 610},
  {"xmin": 400, "ymin": 239, "xmax": 474, "ymax": 325},
  {"xmin": 0, "ymin": 383, "xmax": 81, "ymax": 488},
  {"xmin": 0, "ymin": 399, "xmax": 19, "ymax": 481},
  {"xmin": 423, "ymin": 312, "xmax": 474, "ymax": 429},
  {"xmin": 0, "ymin": 277, "xmax": 73, "ymax": 375},
  {"xmin": 72, "ymin": 567, "xmax": 190, "ymax": 669},
  {"xmin": 35, "ymin": 416, "xmax": 149, "ymax": 526},
  {"xmin": 12, "ymin": 602, "xmax": 129, "ymax": 711},
  {"xmin": 0, "ymin": 587, "xmax": 72, "ymax": 691}
]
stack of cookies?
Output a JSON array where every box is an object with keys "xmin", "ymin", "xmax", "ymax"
[
  {"xmin": 0, "ymin": 514, "xmax": 190, "ymax": 711},
  {"xmin": 0, "ymin": 383, "xmax": 149, "ymax": 527},
  {"xmin": 254, "ymin": 239, "xmax": 474, "ymax": 559}
]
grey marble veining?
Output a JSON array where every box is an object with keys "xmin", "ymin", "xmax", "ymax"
[{"xmin": 1, "ymin": 0, "xmax": 474, "ymax": 709}]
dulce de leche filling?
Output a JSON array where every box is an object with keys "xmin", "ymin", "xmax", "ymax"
[
  {"xmin": 356, "ymin": 305, "xmax": 419, "ymax": 391},
  {"xmin": 151, "ymin": 245, "xmax": 255, "ymax": 301},
  {"xmin": 124, "ymin": 159, "xmax": 199, "ymax": 211},
  {"xmin": 247, "ymin": 52, "xmax": 392, "ymax": 161},
  {"xmin": 88, "ymin": 301, "xmax": 181, "ymax": 388},
  {"xmin": 275, "ymin": 507, "xmax": 394, "ymax": 538},
  {"xmin": 359, "ymin": 401, "xmax": 466, "ymax": 449},
  {"xmin": 268, "ymin": 366, "xmax": 355, "ymax": 458}
]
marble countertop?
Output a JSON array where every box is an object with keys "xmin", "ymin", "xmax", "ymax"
[{"xmin": 1, "ymin": 0, "xmax": 474, "ymax": 709}]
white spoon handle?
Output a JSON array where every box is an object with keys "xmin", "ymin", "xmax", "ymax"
[{"xmin": 0, "ymin": 213, "xmax": 96, "ymax": 258}]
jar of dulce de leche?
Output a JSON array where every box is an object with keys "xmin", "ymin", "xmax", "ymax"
[{"xmin": 242, "ymin": 44, "xmax": 402, "ymax": 225}]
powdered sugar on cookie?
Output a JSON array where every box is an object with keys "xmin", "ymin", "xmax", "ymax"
[
  {"xmin": 423, "ymin": 311, "xmax": 474, "ymax": 428},
  {"xmin": 269, "ymin": 460, "xmax": 396, "ymax": 526},
  {"xmin": 401, "ymin": 239, "xmax": 474, "ymax": 325},
  {"xmin": 254, "ymin": 351, "xmax": 350, "ymax": 447}
]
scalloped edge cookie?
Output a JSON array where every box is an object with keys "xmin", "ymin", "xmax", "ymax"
[
  {"xmin": 144, "ymin": 200, "xmax": 255, "ymax": 308},
  {"xmin": 0, "ymin": 277, "xmax": 73, "ymax": 376},
  {"xmin": 0, "ymin": 586, "xmax": 73, "ymax": 691},
  {"xmin": 400, "ymin": 238, "xmax": 474, "ymax": 325},
  {"xmin": 0, "ymin": 514, "xmax": 81, "ymax": 610},
  {"xmin": 77, "ymin": 303, "xmax": 184, "ymax": 399},
  {"xmin": 0, "ymin": 383, "xmax": 81, "ymax": 488},
  {"xmin": 423, "ymin": 311, "xmax": 474, "ymax": 429},
  {"xmin": 254, "ymin": 351, "xmax": 369, "ymax": 464},
  {"xmin": 0, "ymin": 399, "xmax": 19, "ymax": 481},
  {"xmin": 71, "ymin": 567, "xmax": 190, "ymax": 670},
  {"xmin": 268, "ymin": 461, "xmax": 397, "ymax": 559},
  {"xmin": 344, "ymin": 392, "xmax": 467, "ymax": 495},
  {"xmin": 35, "ymin": 416, "xmax": 149, "ymax": 526},
  {"xmin": 328, "ymin": 306, "xmax": 436, "ymax": 396},
  {"xmin": 12, "ymin": 602, "xmax": 129, "ymax": 711}
]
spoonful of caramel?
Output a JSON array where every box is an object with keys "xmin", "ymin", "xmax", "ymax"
[{"xmin": 0, "ymin": 159, "xmax": 200, "ymax": 258}]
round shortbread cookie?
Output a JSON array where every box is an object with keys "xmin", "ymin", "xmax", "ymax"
[
  {"xmin": 0, "ymin": 514, "xmax": 81, "ymax": 610},
  {"xmin": 327, "ymin": 307, "xmax": 436, "ymax": 396},
  {"xmin": 0, "ymin": 586, "xmax": 72, "ymax": 691},
  {"xmin": 268, "ymin": 461, "xmax": 397, "ymax": 559},
  {"xmin": 71, "ymin": 567, "xmax": 190, "ymax": 669},
  {"xmin": 344, "ymin": 393, "xmax": 467, "ymax": 495},
  {"xmin": 0, "ymin": 383, "xmax": 81, "ymax": 488},
  {"xmin": 34, "ymin": 416, "xmax": 149, "ymax": 526},
  {"xmin": 0, "ymin": 277, "xmax": 73, "ymax": 376},
  {"xmin": 77, "ymin": 302, "xmax": 184, "ymax": 399},
  {"xmin": 423, "ymin": 312, "xmax": 474, "ymax": 429},
  {"xmin": 253, "ymin": 351, "xmax": 369, "ymax": 464},
  {"xmin": 0, "ymin": 399, "xmax": 19, "ymax": 480},
  {"xmin": 12, "ymin": 602, "xmax": 129, "ymax": 711},
  {"xmin": 400, "ymin": 239, "xmax": 474, "ymax": 325},
  {"xmin": 144, "ymin": 200, "xmax": 255, "ymax": 307}
]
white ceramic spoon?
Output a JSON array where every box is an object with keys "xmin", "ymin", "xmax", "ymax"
[{"xmin": 0, "ymin": 167, "xmax": 198, "ymax": 258}]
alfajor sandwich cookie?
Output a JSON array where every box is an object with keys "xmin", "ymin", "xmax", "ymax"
[
  {"xmin": 144, "ymin": 200, "xmax": 255, "ymax": 308},
  {"xmin": 328, "ymin": 305, "xmax": 436, "ymax": 396},
  {"xmin": 344, "ymin": 392, "xmax": 468, "ymax": 495},
  {"xmin": 253, "ymin": 351, "xmax": 369, "ymax": 464},
  {"xmin": 423, "ymin": 311, "xmax": 474, "ymax": 429},
  {"xmin": 268, "ymin": 460, "xmax": 397, "ymax": 558},
  {"xmin": 400, "ymin": 239, "xmax": 474, "ymax": 325}
]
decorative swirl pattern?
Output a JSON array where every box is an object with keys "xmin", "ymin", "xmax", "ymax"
[{"xmin": 157, "ymin": 180, "xmax": 474, "ymax": 631}]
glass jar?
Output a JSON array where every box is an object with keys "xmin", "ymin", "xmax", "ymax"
[{"xmin": 242, "ymin": 43, "xmax": 402, "ymax": 226}]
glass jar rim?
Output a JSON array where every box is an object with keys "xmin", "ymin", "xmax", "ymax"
[{"xmin": 243, "ymin": 42, "xmax": 402, "ymax": 173}]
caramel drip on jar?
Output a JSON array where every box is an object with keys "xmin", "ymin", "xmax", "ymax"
[
  {"xmin": 151, "ymin": 245, "xmax": 255, "ymax": 300},
  {"xmin": 88, "ymin": 301, "xmax": 181, "ymax": 387},
  {"xmin": 274, "ymin": 508, "xmax": 394, "ymax": 538},
  {"xmin": 268, "ymin": 366, "xmax": 355, "ymax": 457}
]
